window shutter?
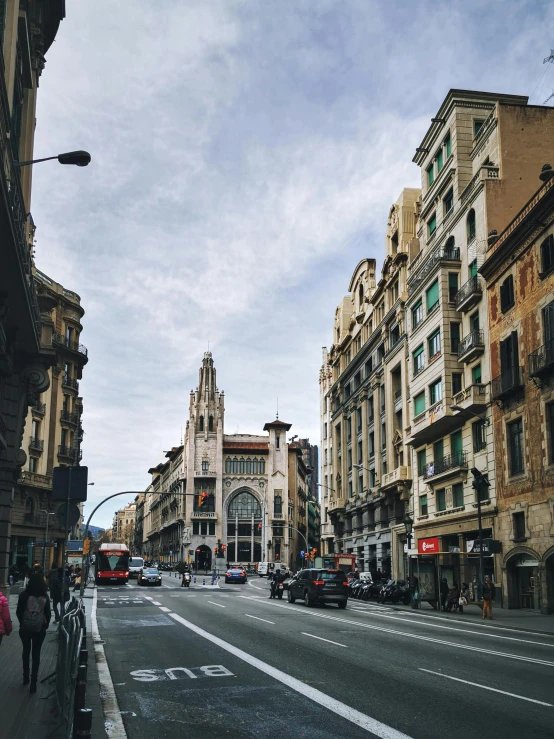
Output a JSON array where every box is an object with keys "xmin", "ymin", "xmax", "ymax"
[
  {"xmin": 500, "ymin": 338, "xmax": 509, "ymax": 375},
  {"xmin": 543, "ymin": 301, "xmax": 554, "ymax": 344},
  {"xmin": 426, "ymin": 281, "xmax": 439, "ymax": 310},
  {"xmin": 511, "ymin": 331, "xmax": 519, "ymax": 368},
  {"xmin": 499, "ymin": 282, "xmax": 506, "ymax": 312}
]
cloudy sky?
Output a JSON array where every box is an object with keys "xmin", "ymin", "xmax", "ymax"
[{"xmin": 31, "ymin": 0, "xmax": 553, "ymax": 529}]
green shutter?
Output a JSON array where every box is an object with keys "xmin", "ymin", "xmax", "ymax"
[
  {"xmin": 414, "ymin": 346, "xmax": 424, "ymax": 359},
  {"xmin": 451, "ymin": 430, "xmax": 463, "ymax": 455},
  {"xmin": 426, "ymin": 281, "xmax": 439, "ymax": 310},
  {"xmin": 449, "ymin": 273, "xmax": 458, "ymax": 294},
  {"xmin": 434, "ymin": 439, "xmax": 444, "ymax": 461},
  {"xmin": 453, "ymin": 483, "xmax": 464, "ymax": 508},
  {"xmin": 472, "ymin": 364, "xmax": 482, "ymax": 384},
  {"xmin": 437, "ymin": 149, "xmax": 443, "ymax": 172},
  {"xmin": 428, "ymin": 214, "xmax": 437, "ymax": 235},
  {"xmin": 414, "ymin": 392, "xmax": 426, "ymax": 416},
  {"xmin": 417, "ymin": 449, "xmax": 426, "ymax": 474},
  {"xmin": 445, "ymin": 133, "xmax": 451, "ymax": 158},
  {"xmin": 427, "ymin": 165, "xmax": 434, "ymax": 185}
]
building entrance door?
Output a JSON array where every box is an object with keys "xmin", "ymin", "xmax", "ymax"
[{"xmin": 196, "ymin": 545, "xmax": 212, "ymax": 572}]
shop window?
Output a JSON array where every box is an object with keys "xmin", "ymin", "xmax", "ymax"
[{"xmin": 513, "ymin": 511, "xmax": 526, "ymax": 540}]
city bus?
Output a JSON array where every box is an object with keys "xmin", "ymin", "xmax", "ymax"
[{"xmin": 95, "ymin": 543, "xmax": 130, "ymax": 585}]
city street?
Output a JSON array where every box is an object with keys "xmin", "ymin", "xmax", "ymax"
[{"xmin": 94, "ymin": 577, "xmax": 554, "ymax": 739}]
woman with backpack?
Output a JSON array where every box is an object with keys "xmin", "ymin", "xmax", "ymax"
[
  {"xmin": 0, "ymin": 590, "xmax": 13, "ymax": 646},
  {"xmin": 16, "ymin": 572, "xmax": 51, "ymax": 692}
]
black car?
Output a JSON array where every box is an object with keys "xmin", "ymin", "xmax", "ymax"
[
  {"xmin": 138, "ymin": 567, "xmax": 162, "ymax": 586},
  {"xmin": 287, "ymin": 569, "xmax": 349, "ymax": 608}
]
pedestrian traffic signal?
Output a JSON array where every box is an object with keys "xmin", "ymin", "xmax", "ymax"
[
  {"xmin": 300, "ymin": 550, "xmax": 305, "ymax": 559},
  {"xmin": 275, "ymin": 553, "xmax": 280, "ymax": 560},
  {"xmin": 214, "ymin": 546, "xmax": 219, "ymax": 555},
  {"xmin": 221, "ymin": 544, "xmax": 226, "ymax": 552}
]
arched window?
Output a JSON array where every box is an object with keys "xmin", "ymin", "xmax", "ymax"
[
  {"xmin": 228, "ymin": 491, "xmax": 261, "ymax": 518},
  {"xmin": 232, "ymin": 457, "xmax": 239, "ymax": 474},
  {"xmin": 252, "ymin": 458, "xmax": 259, "ymax": 474},
  {"xmin": 467, "ymin": 209, "xmax": 476, "ymax": 243},
  {"xmin": 25, "ymin": 497, "xmax": 34, "ymax": 519},
  {"xmin": 239, "ymin": 457, "xmax": 245, "ymax": 474},
  {"xmin": 199, "ymin": 415, "xmax": 204, "ymax": 431},
  {"xmin": 225, "ymin": 457, "xmax": 232, "ymax": 473},
  {"xmin": 259, "ymin": 458, "xmax": 265, "ymax": 474},
  {"xmin": 445, "ymin": 235, "xmax": 455, "ymax": 258},
  {"xmin": 208, "ymin": 416, "xmax": 214, "ymax": 432},
  {"xmin": 246, "ymin": 458, "xmax": 252, "ymax": 474}
]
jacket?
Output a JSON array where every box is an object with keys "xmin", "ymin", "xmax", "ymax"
[
  {"xmin": 482, "ymin": 582, "xmax": 496, "ymax": 601},
  {"xmin": 16, "ymin": 591, "xmax": 52, "ymax": 632},
  {"xmin": 0, "ymin": 593, "xmax": 12, "ymax": 636}
]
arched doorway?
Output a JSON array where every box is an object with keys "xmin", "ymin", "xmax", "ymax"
[
  {"xmin": 506, "ymin": 549, "xmax": 541, "ymax": 610},
  {"xmin": 227, "ymin": 490, "xmax": 263, "ymax": 565},
  {"xmin": 195, "ymin": 544, "xmax": 212, "ymax": 572}
]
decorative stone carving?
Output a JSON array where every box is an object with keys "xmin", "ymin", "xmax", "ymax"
[{"xmin": 22, "ymin": 365, "xmax": 50, "ymax": 406}]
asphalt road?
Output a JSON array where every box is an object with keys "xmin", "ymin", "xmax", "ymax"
[{"xmin": 95, "ymin": 574, "xmax": 554, "ymax": 739}]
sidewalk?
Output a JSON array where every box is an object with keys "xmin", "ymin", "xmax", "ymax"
[
  {"xmin": 0, "ymin": 584, "xmax": 105, "ymax": 738},
  {"xmin": 385, "ymin": 599, "xmax": 554, "ymax": 635}
]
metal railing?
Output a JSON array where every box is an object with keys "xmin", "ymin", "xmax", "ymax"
[
  {"xmin": 491, "ymin": 367, "xmax": 524, "ymax": 400},
  {"xmin": 29, "ymin": 436, "xmax": 44, "ymax": 450},
  {"xmin": 32, "ymin": 401, "xmax": 46, "ymax": 415},
  {"xmin": 423, "ymin": 451, "xmax": 468, "ymax": 479},
  {"xmin": 408, "ymin": 245, "xmax": 460, "ymax": 296},
  {"xmin": 62, "ymin": 375, "xmax": 79, "ymax": 391},
  {"xmin": 458, "ymin": 329, "xmax": 484, "ymax": 359},
  {"xmin": 455, "ymin": 275, "xmax": 483, "ymax": 310},
  {"xmin": 60, "ymin": 410, "xmax": 79, "ymax": 425},
  {"xmin": 53, "ymin": 597, "xmax": 88, "ymax": 739},
  {"xmin": 58, "ymin": 445, "xmax": 83, "ymax": 461},
  {"xmin": 53, "ymin": 332, "xmax": 88, "ymax": 358},
  {"xmin": 529, "ymin": 340, "xmax": 554, "ymax": 377}
]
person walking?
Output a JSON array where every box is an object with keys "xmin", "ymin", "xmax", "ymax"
[
  {"xmin": 48, "ymin": 567, "xmax": 68, "ymax": 622},
  {"xmin": 446, "ymin": 582, "xmax": 460, "ymax": 613},
  {"xmin": 16, "ymin": 572, "xmax": 52, "ymax": 692},
  {"xmin": 0, "ymin": 589, "xmax": 13, "ymax": 647},
  {"xmin": 458, "ymin": 582, "xmax": 469, "ymax": 614},
  {"xmin": 439, "ymin": 577, "xmax": 449, "ymax": 612},
  {"xmin": 482, "ymin": 575, "xmax": 495, "ymax": 619}
]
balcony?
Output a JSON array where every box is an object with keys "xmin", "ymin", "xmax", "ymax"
[
  {"xmin": 381, "ymin": 466, "xmax": 411, "ymax": 491},
  {"xmin": 58, "ymin": 445, "xmax": 82, "ymax": 462},
  {"xmin": 458, "ymin": 329, "xmax": 485, "ymax": 363},
  {"xmin": 52, "ymin": 332, "xmax": 89, "ymax": 360},
  {"xmin": 195, "ymin": 468, "xmax": 217, "ymax": 478},
  {"xmin": 60, "ymin": 410, "xmax": 79, "ymax": 426},
  {"xmin": 491, "ymin": 367, "xmax": 524, "ymax": 401},
  {"xmin": 408, "ymin": 245, "xmax": 461, "ymax": 296},
  {"xmin": 394, "ymin": 389, "xmax": 403, "ymax": 413},
  {"xmin": 452, "ymin": 383, "xmax": 488, "ymax": 415},
  {"xmin": 529, "ymin": 341, "xmax": 554, "ymax": 379},
  {"xmin": 423, "ymin": 451, "xmax": 468, "ymax": 483},
  {"xmin": 32, "ymin": 402, "xmax": 46, "ymax": 416},
  {"xmin": 409, "ymin": 399, "xmax": 463, "ymax": 446},
  {"xmin": 455, "ymin": 275, "xmax": 483, "ymax": 313},
  {"xmin": 19, "ymin": 471, "xmax": 52, "ymax": 489},
  {"xmin": 328, "ymin": 497, "xmax": 346, "ymax": 513},
  {"xmin": 62, "ymin": 375, "xmax": 79, "ymax": 392},
  {"xmin": 28, "ymin": 437, "xmax": 44, "ymax": 453}
]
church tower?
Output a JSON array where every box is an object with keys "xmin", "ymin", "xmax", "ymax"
[{"xmin": 183, "ymin": 352, "xmax": 225, "ymax": 569}]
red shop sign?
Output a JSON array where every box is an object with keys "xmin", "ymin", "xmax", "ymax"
[{"xmin": 418, "ymin": 537, "xmax": 440, "ymax": 554}]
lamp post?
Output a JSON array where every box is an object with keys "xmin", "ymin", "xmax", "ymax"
[
  {"xmin": 15, "ymin": 150, "xmax": 91, "ymax": 168},
  {"xmin": 470, "ymin": 467, "xmax": 490, "ymax": 599},
  {"xmin": 40, "ymin": 509, "xmax": 56, "ymax": 571},
  {"xmin": 449, "ymin": 405, "xmax": 490, "ymax": 425}
]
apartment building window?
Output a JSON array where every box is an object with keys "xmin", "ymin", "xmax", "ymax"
[
  {"xmin": 543, "ymin": 301, "xmax": 554, "ymax": 348},
  {"xmin": 417, "ymin": 449, "xmax": 426, "ymax": 476},
  {"xmin": 324, "ymin": 449, "xmax": 328, "ymax": 464},
  {"xmin": 274, "ymin": 495, "xmax": 283, "ymax": 516},
  {"xmin": 209, "ymin": 415, "xmax": 214, "ymax": 432},
  {"xmin": 500, "ymin": 331, "xmax": 519, "ymax": 378},
  {"xmin": 355, "ymin": 371, "xmax": 361, "ymax": 388},
  {"xmin": 29, "ymin": 457, "xmax": 37, "ymax": 473},
  {"xmin": 202, "ymin": 460, "xmax": 209, "ymax": 473},
  {"xmin": 390, "ymin": 323, "xmax": 400, "ymax": 347},
  {"xmin": 428, "ymin": 213, "xmax": 437, "ymax": 237},
  {"xmin": 380, "ymin": 385, "xmax": 385, "ymax": 413},
  {"xmin": 508, "ymin": 418, "xmax": 524, "ymax": 476},
  {"xmin": 344, "ymin": 383, "xmax": 351, "ymax": 402},
  {"xmin": 348, "ymin": 480, "xmax": 353, "ymax": 497},
  {"xmin": 358, "ymin": 473, "xmax": 363, "ymax": 494},
  {"xmin": 434, "ymin": 439, "xmax": 444, "ymax": 464},
  {"xmin": 427, "ymin": 164, "xmax": 434, "ymax": 186},
  {"xmin": 444, "ymin": 188, "xmax": 454, "ymax": 216},
  {"xmin": 452, "ymin": 372, "xmax": 462, "ymax": 396},
  {"xmin": 428, "ymin": 328, "xmax": 441, "ymax": 360},
  {"xmin": 451, "ymin": 430, "xmax": 463, "ymax": 463},
  {"xmin": 473, "ymin": 119, "xmax": 485, "ymax": 137},
  {"xmin": 444, "ymin": 132, "xmax": 451, "ymax": 158},
  {"xmin": 365, "ymin": 357, "xmax": 373, "ymax": 377},
  {"xmin": 369, "ymin": 432, "xmax": 375, "ymax": 458},
  {"xmin": 450, "ymin": 322, "xmax": 460, "ymax": 354},
  {"xmin": 347, "ymin": 417, "xmax": 352, "ymax": 441},
  {"xmin": 357, "ymin": 407, "xmax": 362, "ymax": 433},
  {"xmin": 540, "ymin": 234, "xmax": 554, "ymax": 275},
  {"xmin": 323, "ymin": 423, "xmax": 327, "ymax": 439},
  {"xmin": 472, "ymin": 363, "xmax": 482, "ymax": 384},
  {"xmin": 453, "ymin": 482, "xmax": 464, "ymax": 508},
  {"xmin": 391, "ymin": 279, "xmax": 399, "ymax": 303},
  {"xmin": 436, "ymin": 144, "xmax": 444, "ymax": 172},
  {"xmin": 467, "ymin": 209, "xmax": 476, "ymax": 243},
  {"xmin": 347, "ymin": 448, "xmax": 352, "ymax": 470},
  {"xmin": 370, "ymin": 468, "xmax": 377, "ymax": 487},
  {"xmin": 426, "ymin": 280, "xmax": 439, "ymax": 312},
  {"xmin": 500, "ymin": 275, "xmax": 515, "ymax": 312},
  {"xmin": 429, "ymin": 378, "xmax": 442, "ymax": 405},
  {"xmin": 413, "ymin": 345, "xmax": 424, "ymax": 376},
  {"xmin": 414, "ymin": 391, "xmax": 426, "ymax": 417},
  {"xmin": 412, "ymin": 300, "xmax": 423, "ymax": 329},
  {"xmin": 420, "ymin": 495, "xmax": 428, "ymax": 516},
  {"xmin": 513, "ymin": 511, "xmax": 526, "ymax": 541},
  {"xmin": 199, "ymin": 415, "xmax": 204, "ymax": 431},
  {"xmin": 473, "ymin": 419, "xmax": 486, "ymax": 453},
  {"xmin": 368, "ymin": 396, "xmax": 374, "ymax": 421},
  {"xmin": 448, "ymin": 273, "xmax": 458, "ymax": 302},
  {"xmin": 358, "ymin": 439, "xmax": 362, "ymax": 463},
  {"xmin": 436, "ymin": 488, "xmax": 447, "ymax": 512}
]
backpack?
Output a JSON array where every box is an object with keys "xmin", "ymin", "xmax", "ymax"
[{"xmin": 22, "ymin": 595, "xmax": 46, "ymax": 632}]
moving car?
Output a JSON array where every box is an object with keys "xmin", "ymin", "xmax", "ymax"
[
  {"xmin": 287, "ymin": 569, "xmax": 349, "ymax": 608},
  {"xmin": 138, "ymin": 567, "xmax": 162, "ymax": 586},
  {"xmin": 128, "ymin": 557, "xmax": 145, "ymax": 579},
  {"xmin": 225, "ymin": 567, "xmax": 247, "ymax": 584}
]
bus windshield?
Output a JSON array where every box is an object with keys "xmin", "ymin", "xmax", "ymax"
[{"xmin": 97, "ymin": 551, "xmax": 129, "ymax": 572}]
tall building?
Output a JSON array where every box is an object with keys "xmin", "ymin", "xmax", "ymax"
[
  {"xmin": 0, "ymin": 1, "xmax": 66, "ymax": 593},
  {"xmin": 10, "ymin": 269, "xmax": 87, "ymax": 571},
  {"xmin": 112, "ymin": 502, "xmax": 136, "ymax": 549},
  {"xmin": 142, "ymin": 353, "xmax": 314, "ymax": 570},
  {"xmin": 481, "ymin": 166, "xmax": 554, "ymax": 613},
  {"xmin": 408, "ymin": 90, "xmax": 554, "ymax": 599},
  {"xmin": 319, "ymin": 187, "xmax": 419, "ymax": 579}
]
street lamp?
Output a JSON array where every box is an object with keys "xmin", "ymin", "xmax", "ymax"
[
  {"xmin": 40, "ymin": 509, "xmax": 56, "ymax": 571},
  {"xmin": 15, "ymin": 150, "xmax": 91, "ymax": 168},
  {"xmin": 316, "ymin": 483, "xmax": 335, "ymax": 493},
  {"xmin": 450, "ymin": 405, "xmax": 490, "ymax": 425},
  {"xmin": 470, "ymin": 467, "xmax": 490, "ymax": 598}
]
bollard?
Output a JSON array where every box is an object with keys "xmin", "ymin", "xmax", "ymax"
[
  {"xmin": 193, "ymin": 576, "xmax": 196, "ymax": 584},
  {"xmin": 74, "ymin": 708, "xmax": 92, "ymax": 738},
  {"xmin": 74, "ymin": 664, "xmax": 87, "ymax": 717},
  {"xmin": 202, "ymin": 578, "xmax": 205, "ymax": 585},
  {"xmin": 79, "ymin": 647, "xmax": 88, "ymax": 665}
]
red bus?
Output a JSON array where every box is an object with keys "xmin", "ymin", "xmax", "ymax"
[{"xmin": 95, "ymin": 543, "xmax": 130, "ymax": 584}]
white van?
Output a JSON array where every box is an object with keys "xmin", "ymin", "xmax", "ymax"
[
  {"xmin": 257, "ymin": 561, "xmax": 287, "ymax": 577},
  {"xmin": 129, "ymin": 557, "xmax": 144, "ymax": 578}
]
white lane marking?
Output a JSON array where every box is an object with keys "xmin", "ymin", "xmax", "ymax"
[
  {"xmin": 245, "ymin": 614, "xmax": 276, "ymax": 625},
  {"xmin": 92, "ymin": 589, "xmax": 128, "ymax": 739},
  {"xmin": 144, "ymin": 597, "xmax": 154, "ymax": 601},
  {"xmin": 152, "ymin": 601, "xmax": 162, "ymax": 606},
  {"xmin": 301, "ymin": 632, "xmax": 347, "ymax": 648},
  {"xmin": 159, "ymin": 606, "xmax": 171, "ymax": 612},
  {"xmin": 418, "ymin": 669, "xmax": 553, "ymax": 707},
  {"xmin": 169, "ymin": 611, "xmax": 412, "ymax": 739},
  {"xmin": 239, "ymin": 598, "xmax": 554, "ymax": 667},
  {"xmin": 207, "ymin": 601, "xmax": 226, "ymax": 608}
]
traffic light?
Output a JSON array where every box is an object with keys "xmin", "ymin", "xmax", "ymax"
[
  {"xmin": 275, "ymin": 553, "xmax": 280, "ymax": 560},
  {"xmin": 199, "ymin": 492, "xmax": 208, "ymax": 507},
  {"xmin": 221, "ymin": 544, "xmax": 226, "ymax": 552},
  {"xmin": 214, "ymin": 546, "xmax": 219, "ymax": 555},
  {"xmin": 300, "ymin": 550, "xmax": 305, "ymax": 559},
  {"xmin": 257, "ymin": 523, "xmax": 262, "ymax": 531}
]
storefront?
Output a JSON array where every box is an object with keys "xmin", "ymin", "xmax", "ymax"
[{"xmin": 506, "ymin": 552, "xmax": 541, "ymax": 610}]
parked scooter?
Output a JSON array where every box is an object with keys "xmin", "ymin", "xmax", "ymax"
[{"xmin": 181, "ymin": 572, "xmax": 191, "ymax": 588}]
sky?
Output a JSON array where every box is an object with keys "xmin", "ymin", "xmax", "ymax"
[{"xmin": 30, "ymin": 0, "xmax": 554, "ymax": 529}]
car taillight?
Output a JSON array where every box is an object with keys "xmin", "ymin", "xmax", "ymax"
[
  {"xmin": 314, "ymin": 580, "xmax": 325, "ymax": 586},
  {"xmin": 343, "ymin": 582, "xmax": 349, "ymax": 587}
]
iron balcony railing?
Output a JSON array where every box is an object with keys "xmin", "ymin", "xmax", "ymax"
[
  {"xmin": 58, "ymin": 445, "xmax": 82, "ymax": 461},
  {"xmin": 491, "ymin": 367, "xmax": 524, "ymax": 400},
  {"xmin": 458, "ymin": 329, "xmax": 484, "ymax": 359},
  {"xmin": 53, "ymin": 333, "xmax": 88, "ymax": 358},
  {"xmin": 60, "ymin": 410, "xmax": 79, "ymax": 425},
  {"xmin": 423, "ymin": 451, "xmax": 468, "ymax": 479},
  {"xmin": 32, "ymin": 402, "xmax": 46, "ymax": 415},
  {"xmin": 408, "ymin": 245, "xmax": 461, "ymax": 296},
  {"xmin": 28, "ymin": 436, "xmax": 44, "ymax": 451},
  {"xmin": 62, "ymin": 375, "xmax": 79, "ymax": 391},
  {"xmin": 455, "ymin": 275, "xmax": 483, "ymax": 310},
  {"xmin": 529, "ymin": 340, "xmax": 554, "ymax": 377}
]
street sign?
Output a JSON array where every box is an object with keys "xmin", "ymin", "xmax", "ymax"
[
  {"xmin": 52, "ymin": 466, "xmax": 89, "ymax": 502},
  {"xmin": 56, "ymin": 502, "xmax": 81, "ymax": 528},
  {"xmin": 417, "ymin": 537, "xmax": 440, "ymax": 554}
]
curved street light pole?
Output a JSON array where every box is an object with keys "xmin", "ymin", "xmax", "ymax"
[{"xmin": 16, "ymin": 150, "xmax": 92, "ymax": 168}]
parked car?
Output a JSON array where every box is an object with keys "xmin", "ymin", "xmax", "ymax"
[
  {"xmin": 287, "ymin": 569, "xmax": 349, "ymax": 608},
  {"xmin": 138, "ymin": 567, "xmax": 162, "ymax": 586},
  {"xmin": 225, "ymin": 567, "xmax": 247, "ymax": 584}
]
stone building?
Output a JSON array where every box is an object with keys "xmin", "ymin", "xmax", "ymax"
[
  {"xmin": 408, "ymin": 90, "xmax": 554, "ymax": 597},
  {"xmin": 320, "ymin": 188, "xmax": 419, "ymax": 579},
  {"xmin": 141, "ymin": 353, "xmax": 312, "ymax": 570},
  {"xmin": 9, "ymin": 269, "xmax": 87, "ymax": 571},
  {"xmin": 0, "ymin": 1, "xmax": 66, "ymax": 593},
  {"xmin": 480, "ymin": 166, "xmax": 554, "ymax": 613},
  {"xmin": 112, "ymin": 502, "xmax": 136, "ymax": 550}
]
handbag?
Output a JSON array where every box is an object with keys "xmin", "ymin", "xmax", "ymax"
[{"xmin": 459, "ymin": 596, "xmax": 468, "ymax": 606}]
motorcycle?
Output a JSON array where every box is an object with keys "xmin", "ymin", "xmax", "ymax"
[
  {"xmin": 181, "ymin": 572, "xmax": 191, "ymax": 588},
  {"xmin": 270, "ymin": 580, "xmax": 285, "ymax": 599}
]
